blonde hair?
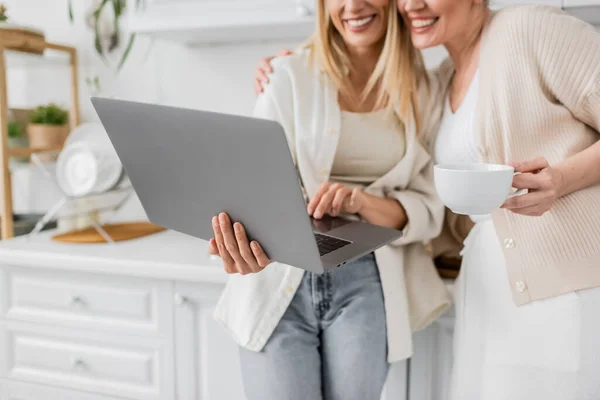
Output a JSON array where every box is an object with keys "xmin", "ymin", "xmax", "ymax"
[{"xmin": 304, "ymin": 0, "xmax": 428, "ymax": 132}]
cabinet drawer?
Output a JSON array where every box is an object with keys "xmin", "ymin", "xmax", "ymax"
[
  {"xmin": 0, "ymin": 266, "xmax": 171, "ymax": 336},
  {"xmin": 0, "ymin": 321, "xmax": 175, "ymax": 400},
  {"xmin": 0, "ymin": 378, "xmax": 126, "ymax": 400}
]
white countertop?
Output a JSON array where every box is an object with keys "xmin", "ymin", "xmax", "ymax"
[
  {"xmin": 0, "ymin": 229, "xmax": 229, "ymax": 283},
  {"xmin": 0, "ymin": 229, "xmax": 455, "ymax": 292}
]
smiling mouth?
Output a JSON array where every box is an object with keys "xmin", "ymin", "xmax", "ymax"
[
  {"xmin": 344, "ymin": 15, "xmax": 376, "ymax": 31},
  {"xmin": 411, "ymin": 17, "xmax": 439, "ymax": 30}
]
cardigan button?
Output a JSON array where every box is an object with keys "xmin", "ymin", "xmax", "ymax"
[
  {"xmin": 515, "ymin": 281, "xmax": 527, "ymax": 293},
  {"xmin": 504, "ymin": 238, "xmax": 515, "ymax": 249},
  {"xmin": 320, "ymin": 168, "xmax": 329, "ymax": 177},
  {"xmin": 328, "ymin": 128, "xmax": 336, "ymax": 136},
  {"xmin": 285, "ymin": 285, "xmax": 295, "ymax": 294}
]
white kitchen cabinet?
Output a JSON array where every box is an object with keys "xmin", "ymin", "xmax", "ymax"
[
  {"xmin": 0, "ymin": 379, "xmax": 127, "ymax": 400},
  {"xmin": 0, "ymin": 230, "xmax": 429, "ymax": 400},
  {"xmin": 0, "ymin": 320, "xmax": 176, "ymax": 400},
  {"xmin": 172, "ymin": 282, "xmax": 246, "ymax": 400},
  {"xmin": 0, "ymin": 266, "xmax": 173, "ymax": 337},
  {"xmin": 128, "ymin": 0, "xmax": 315, "ymax": 45}
]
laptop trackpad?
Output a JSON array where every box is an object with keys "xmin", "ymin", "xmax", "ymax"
[{"xmin": 310, "ymin": 215, "xmax": 354, "ymax": 234}]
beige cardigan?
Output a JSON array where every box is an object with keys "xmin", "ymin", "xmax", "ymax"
[{"xmin": 426, "ymin": 5, "xmax": 600, "ymax": 305}]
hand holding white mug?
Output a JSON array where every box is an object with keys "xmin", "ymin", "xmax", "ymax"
[
  {"xmin": 208, "ymin": 212, "xmax": 271, "ymax": 275},
  {"xmin": 501, "ymin": 157, "xmax": 565, "ymax": 216}
]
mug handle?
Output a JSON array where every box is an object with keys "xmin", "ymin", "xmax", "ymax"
[{"xmin": 507, "ymin": 172, "xmax": 527, "ymax": 199}]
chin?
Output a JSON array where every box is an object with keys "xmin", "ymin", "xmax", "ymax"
[
  {"xmin": 347, "ymin": 36, "xmax": 383, "ymax": 48},
  {"xmin": 411, "ymin": 36, "xmax": 437, "ymax": 50}
]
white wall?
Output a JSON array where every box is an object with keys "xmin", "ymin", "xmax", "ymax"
[{"xmin": 4, "ymin": 0, "xmax": 447, "ymax": 221}]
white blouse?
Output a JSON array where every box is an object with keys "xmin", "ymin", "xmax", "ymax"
[
  {"xmin": 434, "ymin": 69, "xmax": 480, "ymax": 165},
  {"xmin": 212, "ymin": 50, "xmax": 449, "ymax": 363}
]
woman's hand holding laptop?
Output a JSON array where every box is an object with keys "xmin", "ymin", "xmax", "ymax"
[
  {"xmin": 208, "ymin": 213, "xmax": 271, "ymax": 275},
  {"xmin": 208, "ymin": 182, "xmax": 366, "ymax": 275}
]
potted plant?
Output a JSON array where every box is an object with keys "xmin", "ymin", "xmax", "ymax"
[
  {"xmin": 7, "ymin": 120, "xmax": 29, "ymax": 163},
  {"xmin": 26, "ymin": 103, "xmax": 69, "ymax": 161},
  {"xmin": 0, "ymin": 4, "xmax": 8, "ymax": 22}
]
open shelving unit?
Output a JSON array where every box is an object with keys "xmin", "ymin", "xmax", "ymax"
[{"xmin": 0, "ymin": 27, "xmax": 80, "ymax": 239}]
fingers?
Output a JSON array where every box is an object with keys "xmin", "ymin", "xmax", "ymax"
[
  {"xmin": 502, "ymin": 191, "xmax": 547, "ymax": 211},
  {"xmin": 307, "ymin": 183, "xmax": 330, "ymax": 215},
  {"xmin": 219, "ymin": 213, "xmax": 249, "ymax": 274},
  {"xmin": 277, "ymin": 49, "xmax": 292, "ymax": 57},
  {"xmin": 254, "ymin": 58, "xmax": 273, "ymax": 95},
  {"xmin": 250, "ymin": 241, "xmax": 271, "ymax": 269},
  {"xmin": 509, "ymin": 157, "xmax": 549, "ymax": 173},
  {"xmin": 212, "ymin": 215, "xmax": 235, "ymax": 273},
  {"xmin": 508, "ymin": 203, "xmax": 552, "ymax": 216},
  {"xmin": 259, "ymin": 58, "xmax": 274, "ymax": 74},
  {"xmin": 208, "ymin": 237, "xmax": 219, "ymax": 255},
  {"xmin": 254, "ymin": 79, "xmax": 263, "ymax": 95},
  {"xmin": 344, "ymin": 188, "xmax": 363, "ymax": 214},
  {"xmin": 257, "ymin": 62, "xmax": 271, "ymax": 83},
  {"xmin": 331, "ymin": 186, "xmax": 352, "ymax": 216},
  {"xmin": 314, "ymin": 184, "xmax": 340, "ymax": 219},
  {"xmin": 512, "ymin": 172, "xmax": 542, "ymax": 190},
  {"xmin": 233, "ymin": 222, "xmax": 263, "ymax": 273}
]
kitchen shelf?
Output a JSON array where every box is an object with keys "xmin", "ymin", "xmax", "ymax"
[
  {"xmin": 5, "ymin": 49, "xmax": 71, "ymax": 68},
  {"xmin": 0, "ymin": 32, "xmax": 80, "ymax": 240},
  {"xmin": 127, "ymin": 0, "xmax": 316, "ymax": 45}
]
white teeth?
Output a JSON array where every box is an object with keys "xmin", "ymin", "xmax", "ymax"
[
  {"xmin": 412, "ymin": 18, "xmax": 437, "ymax": 28},
  {"xmin": 347, "ymin": 16, "xmax": 374, "ymax": 28}
]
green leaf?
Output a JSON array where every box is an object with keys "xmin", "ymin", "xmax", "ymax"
[
  {"xmin": 94, "ymin": 15, "xmax": 106, "ymax": 61},
  {"xmin": 112, "ymin": 0, "xmax": 123, "ymax": 18},
  {"xmin": 29, "ymin": 104, "xmax": 69, "ymax": 126},
  {"xmin": 68, "ymin": 0, "xmax": 74, "ymax": 23},
  {"xmin": 117, "ymin": 34, "xmax": 136, "ymax": 71}
]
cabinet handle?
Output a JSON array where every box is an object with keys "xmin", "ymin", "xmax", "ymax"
[
  {"xmin": 174, "ymin": 293, "xmax": 188, "ymax": 306},
  {"xmin": 71, "ymin": 357, "xmax": 86, "ymax": 370}
]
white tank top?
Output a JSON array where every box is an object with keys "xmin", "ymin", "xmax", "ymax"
[{"xmin": 330, "ymin": 108, "xmax": 406, "ymax": 187}]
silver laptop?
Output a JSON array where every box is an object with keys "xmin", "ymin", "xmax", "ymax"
[{"xmin": 90, "ymin": 97, "xmax": 403, "ymax": 273}]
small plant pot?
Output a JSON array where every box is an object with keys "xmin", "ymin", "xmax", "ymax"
[
  {"xmin": 7, "ymin": 135, "xmax": 29, "ymax": 163},
  {"xmin": 26, "ymin": 123, "xmax": 69, "ymax": 162}
]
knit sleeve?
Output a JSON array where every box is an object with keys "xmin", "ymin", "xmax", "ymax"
[{"xmin": 510, "ymin": 6, "xmax": 600, "ymax": 133}]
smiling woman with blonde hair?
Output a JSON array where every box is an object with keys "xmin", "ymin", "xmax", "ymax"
[{"xmin": 208, "ymin": 0, "xmax": 449, "ymax": 399}]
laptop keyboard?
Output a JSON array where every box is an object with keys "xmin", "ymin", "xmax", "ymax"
[{"xmin": 314, "ymin": 233, "xmax": 352, "ymax": 256}]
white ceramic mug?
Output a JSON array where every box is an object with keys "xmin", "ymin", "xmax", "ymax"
[{"xmin": 433, "ymin": 163, "xmax": 525, "ymax": 215}]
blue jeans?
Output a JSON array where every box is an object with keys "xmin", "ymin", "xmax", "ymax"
[{"xmin": 239, "ymin": 253, "xmax": 389, "ymax": 400}]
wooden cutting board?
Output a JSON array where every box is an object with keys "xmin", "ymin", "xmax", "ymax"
[{"xmin": 52, "ymin": 222, "xmax": 166, "ymax": 244}]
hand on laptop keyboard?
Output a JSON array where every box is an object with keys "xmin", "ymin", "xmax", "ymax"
[
  {"xmin": 208, "ymin": 212, "xmax": 272, "ymax": 275},
  {"xmin": 307, "ymin": 182, "xmax": 364, "ymax": 219}
]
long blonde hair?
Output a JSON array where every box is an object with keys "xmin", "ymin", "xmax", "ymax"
[{"xmin": 305, "ymin": 0, "xmax": 428, "ymax": 132}]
